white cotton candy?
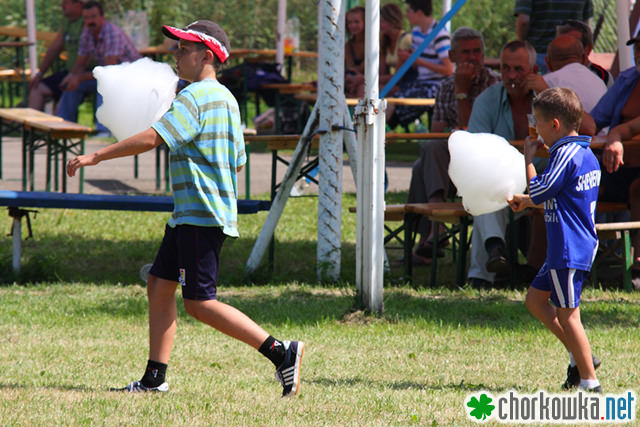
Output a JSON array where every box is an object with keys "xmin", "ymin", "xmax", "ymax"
[
  {"xmin": 448, "ymin": 130, "xmax": 527, "ymax": 216},
  {"xmin": 94, "ymin": 57, "xmax": 178, "ymax": 141}
]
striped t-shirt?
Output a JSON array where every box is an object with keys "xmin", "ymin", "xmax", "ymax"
[
  {"xmin": 152, "ymin": 78, "xmax": 247, "ymax": 237},
  {"xmin": 514, "ymin": 0, "xmax": 593, "ymax": 54},
  {"xmin": 408, "ymin": 21, "xmax": 451, "ymax": 81}
]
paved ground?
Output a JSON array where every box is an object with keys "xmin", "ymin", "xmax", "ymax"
[{"xmin": 0, "ymin": 135, "xmax": 413, "ymax": 196}]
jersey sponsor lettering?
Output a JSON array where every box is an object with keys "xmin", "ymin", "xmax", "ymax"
[{"xmin": 575, "ymin": 169, "xmax": 601, "ymax": 192}]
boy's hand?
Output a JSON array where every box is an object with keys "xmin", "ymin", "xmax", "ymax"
[
  {"xmin": 67, "ymin": 154, "xmax": 98, "ymax": 177},
  {"xmin": 524, "ymin": 136, "xmax": 545, "ymax": 160},
  {"xmin": 508, "ymin": 194, "xmax": 532, "ymax": 212}
]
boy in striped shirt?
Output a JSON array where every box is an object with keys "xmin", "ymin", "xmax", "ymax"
[
  {"xmin": 67, "ymin": 20, "xmax": 304, "ymax": 397},
  {"xmin": 508, "ymin": 87, "xmax": 601, "ymax": 393}
]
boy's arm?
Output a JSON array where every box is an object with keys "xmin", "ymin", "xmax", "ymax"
[
  {"xmin": 524, "ymin": 136, "xmax": 542, "ymax": 189},
  {"xmin": 67, "ymin": 128, "xmax": 164, "ymax": 177},
  {"xmin": 508, "ymin": 193, "xmax": 542, "ymax": 212}
]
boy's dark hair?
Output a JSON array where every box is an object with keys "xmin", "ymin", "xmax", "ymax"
[
  {"xmin": 533, "ymin": 87, "xmax": 583, "ymax": 132},
  {"xmin": 195, "ymin": 43, "xmax": 224, "ymax": 72},
  {"xmin": 83, "ymin": 1, "xmax": 104, "ymax": 15},
  {"xmin": 404, "ymin": 0, "xmax": 432, "ymax": 16}
]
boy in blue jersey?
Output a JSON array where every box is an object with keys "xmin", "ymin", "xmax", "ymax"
[
  {"xmin": 508, "ymin": 87, "xmax": 601, "ymax": 393},
  {"xmin": 67, "ymin": 20, "xmax": 304, "ymax": 397}
]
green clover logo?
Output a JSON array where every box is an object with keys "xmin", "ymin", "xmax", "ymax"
[{"xmin": 466, "ymin": 393, "xmax": 495, "ymax": 421}]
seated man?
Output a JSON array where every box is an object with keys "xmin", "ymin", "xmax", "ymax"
[
  {"xmin": 466, "ymin": 40, "xmax": 595, "ymax": 288},
  {"xmin": 28, "ymin": 0, "xmax": 84, "ymax": 111},
  {"xmin": 591, "ymin": 31, "xmax": 640, "ymax": 288},
  {"xmin": 524, "ymin": 34, "xmax": 606, "ymax": 113},
  {"xmin": 407, "ymin": 26, "xmax": 500, "ymax": 261},
  {"xmin": 56, "ymin": 1, "xmax": 141, "ymax": 133},
  {"xmin": 603, "ymin": 116, "xmax": 640, "ymax": 289},
  {"xmin": 556, "ymin": 19, "xmax": 614, "ymax": 88}
]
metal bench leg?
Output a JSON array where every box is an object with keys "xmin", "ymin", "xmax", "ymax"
[
  {"xmin": 623, "ymin": 230, "xmax": 632, "ymax": 291},
  {"xmin": 430, "ymin": 219, "xmax": 439, "ymax": 287},
  {"xmin": 11, "ymin": 215, "xmax": 22, "ymax": 273},
  {"xmin": 456, "ymin": 217, "xmax": 470, "ymax": 288}
]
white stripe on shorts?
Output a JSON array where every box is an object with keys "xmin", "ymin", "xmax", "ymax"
[{"xmin": 550, "ymin": 268, "xmax": 577, "ymax": 308}]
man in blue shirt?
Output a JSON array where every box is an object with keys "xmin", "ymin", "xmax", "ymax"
[{"xmin": 509, "ymin": 87, "xmax": 601, "ymax": 392}]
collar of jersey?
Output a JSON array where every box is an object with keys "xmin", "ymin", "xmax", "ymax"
[{"xmin": 548, "ymin": 135, "xmax": 591, "ymax": 155}]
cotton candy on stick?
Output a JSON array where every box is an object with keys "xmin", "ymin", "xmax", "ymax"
[
  {"xmin": 94, "ymin": 57, "xmax": 178, "ymax": 141},
  {"xmin": 448, "ymin": 130, "xmax": 527, "ymax": 216}
]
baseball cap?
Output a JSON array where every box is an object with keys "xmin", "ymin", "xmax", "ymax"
[
  {"xmin": 626, "ymin": 29, "xmax": 640, "ymax": 46},
  {"xmin": 162, "ymin": 20, "xmax": 231, "ymax": 62}
]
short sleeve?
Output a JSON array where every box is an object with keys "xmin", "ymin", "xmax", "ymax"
[
  {"xmin": 77, "ymin": 28, "xmax": 91, "ymax": 57},
  {"xmin": 152, "ymin": 90, "xmax": 201, "ymax": 151},
  {"xmin": 434, "ymin": 28, "xmax": 451, "ymax": 60}
]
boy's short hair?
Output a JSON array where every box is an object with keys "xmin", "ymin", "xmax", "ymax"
[
  {"xmin": 533, "ymin": 87, "xmax": 583, "ymax": 132},
  {"xmin": 405, "ymin": 0, "xmax": 432, "ymax": 16}
]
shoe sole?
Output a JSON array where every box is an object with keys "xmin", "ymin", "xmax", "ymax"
[{"xmin": 288, "ymin": 341, "xmax": 305, "ymax": 397}]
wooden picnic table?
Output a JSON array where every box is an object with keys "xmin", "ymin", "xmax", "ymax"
[
  {"xmin": 0, "ymin": 108, "xmax": 91, "ymax": 193},
  {"xmin": 293, "ymin": 93, "xmax": 435, "ymax": 107},
  {"xmin": 0, "ymin": 26, "xmax": 57, "ymax": 43}
]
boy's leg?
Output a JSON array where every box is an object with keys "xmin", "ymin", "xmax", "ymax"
[
  {"xmin": 525, "ymin": 286, "xmax": 569, "ymax": 349},
  {"xmin": 556, "ymin": 307, "xmax": 596, "ymax": 380},
  {"xmin": 182, "ymin": 298, "xmax": 268, "ymax": 349},
  {"xmin": 147, "ymin": 275, "xmax": 179, "ymax": 363}
]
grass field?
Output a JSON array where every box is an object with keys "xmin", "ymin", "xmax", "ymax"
[{"xmin": 1, "ymin": 192, "xmax": 639, "ymax": 425}]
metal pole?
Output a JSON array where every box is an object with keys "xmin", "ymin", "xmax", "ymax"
[
  {"xmin": 355, "ymin": 0, "xmax": 385, "ymax": 313},
  {"xmin": 12, "ymin": 218, "xmax": 22, "ymax": 273},
  {"xmin": 25, "ymin": 0, "xmax": 38, "ymax": 76},
  {"xmin": 276, "ymin": 0, "xmax": 287, "ymax": 76},
  {"xmin": 316, "ymin": 0, "xmax": 345, "ymax": 282},
  {"xmin": 443, "ymin": 0, "xmax": 452, "ymax": 31},
  {"xmin": 617, "ymin": 0, "xmax": 633, "ymax": 71}
]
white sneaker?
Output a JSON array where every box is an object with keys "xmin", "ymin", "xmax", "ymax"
[{"xmin": 116, "ymin": 380, "xmax": 169, "ymax": 392}]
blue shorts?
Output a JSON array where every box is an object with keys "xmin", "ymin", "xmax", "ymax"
[
  {"xmin": 149, "ymin": 224, "xmax": 226, "ymax": 301},
  {"xmin": 531, "ymin": 263, "xmax": 588, "ymax": 308}
]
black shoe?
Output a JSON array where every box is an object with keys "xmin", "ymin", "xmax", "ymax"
[
  {"xmin": 469, "ymin": 277, "xmax": 492, "ymax": 289},
  {"xmin": 562, "ymin": 355, "xmax": 601, "ymax": 390},
  {"xmin": 274, "ymin": 340, "xmax": 305, "ymax": 397},
  {"xmin": 485, "ymin": 245, "xmax": 509, "ymax": 275}
]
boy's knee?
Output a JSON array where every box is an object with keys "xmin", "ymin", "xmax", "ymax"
[{"xmin": 183, "ymin": 299, "xmax": 202, "ymax": 320}]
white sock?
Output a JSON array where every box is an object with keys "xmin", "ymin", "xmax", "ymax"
[
  {"xmin": 569, "ymin": 352, "xmax": 576, "ymax": 367},
  {"xmin": 579, "ymin": 378, "xmax": 600, "ymax": 390}
]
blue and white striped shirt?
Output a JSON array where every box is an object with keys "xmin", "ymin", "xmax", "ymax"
[
  {"xmin": 529, "ymin": 135, "xmax": 600, "ymax": 270},
  {"xmin": 410, "ymin": 21, "xmax": 450, "ymax": 82},
  {"xmin": 152, "ymin": 79, "xmax": 246, "ymax": 237}
]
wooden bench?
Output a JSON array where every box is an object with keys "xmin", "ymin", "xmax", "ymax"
[
  {"xmin": 0, "ymin": 190, "xmax": 271, "ymax": 274},
  {"xmin": 593, "ymin": 221, "xmax": 640, "ymax": 291},
  {"xmin": 0, "ymin": 108, "xmax": 92, "ymax": 192}
]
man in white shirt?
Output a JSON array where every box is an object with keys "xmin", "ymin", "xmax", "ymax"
[{"xmin": 525, "ymin": 34, "xmax": 607, "ymax": 112}]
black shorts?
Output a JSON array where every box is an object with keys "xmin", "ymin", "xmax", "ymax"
[
  {"xmin": 599, "ymin": 167, "xmax": 640, "ymax": 206},
  {"xmin": 149, "ymin": 224, "xmax": 226, "ymax": 301},
  {"xmin": 41, "ymin": 70, "xmax": 69, "ymax": 102}
]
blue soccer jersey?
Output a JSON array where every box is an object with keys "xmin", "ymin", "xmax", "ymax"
[{"xmin": 529, "ymin": 135, "xmax": 600, "ymax": 271}]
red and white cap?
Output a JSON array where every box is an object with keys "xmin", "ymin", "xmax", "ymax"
[{"xmin": 162, "ymin": 20, "xmax": 230, "ymax": 63}]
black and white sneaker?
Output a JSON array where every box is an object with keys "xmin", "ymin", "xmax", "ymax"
[
  {"xmin": 114, "ymin": 380, "xmax": 169, "ymax": 393},
  {"xmin": 274, "ymin": 340, "xmax": 305, "ymax": 397},
  {"xmin": 562, "ymin": 355, "xmax": 601, "ymax": 390}
]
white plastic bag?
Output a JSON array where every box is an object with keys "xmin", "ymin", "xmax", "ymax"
[
  {"xmin": 94, "ymin": 57, "xmax": 178, "ymax": 141},
  {"xmin": 448, "ymin": 130, "xmax": 527, "ymax": 216}
]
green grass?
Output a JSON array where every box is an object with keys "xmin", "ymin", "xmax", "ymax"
[{"xmin": 1, "ymin": 192, "xmax": 639, "ymax": 425}]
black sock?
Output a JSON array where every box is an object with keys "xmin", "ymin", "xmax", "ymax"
[
  {"xmin": 485, "ymin": 237, "xmax": 505, "ymax": 254},
  {"xmin": 140, "ymin": 359, "xmax": 167, "ymax": 388},
  {"xmin": 258, "ymin": 336, "xmax": 285, "ymax": 368}
]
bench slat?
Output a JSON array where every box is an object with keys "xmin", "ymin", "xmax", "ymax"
[{"xmin": 0, "ymin": 191, "xmax": 270, "ymax": 214}]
